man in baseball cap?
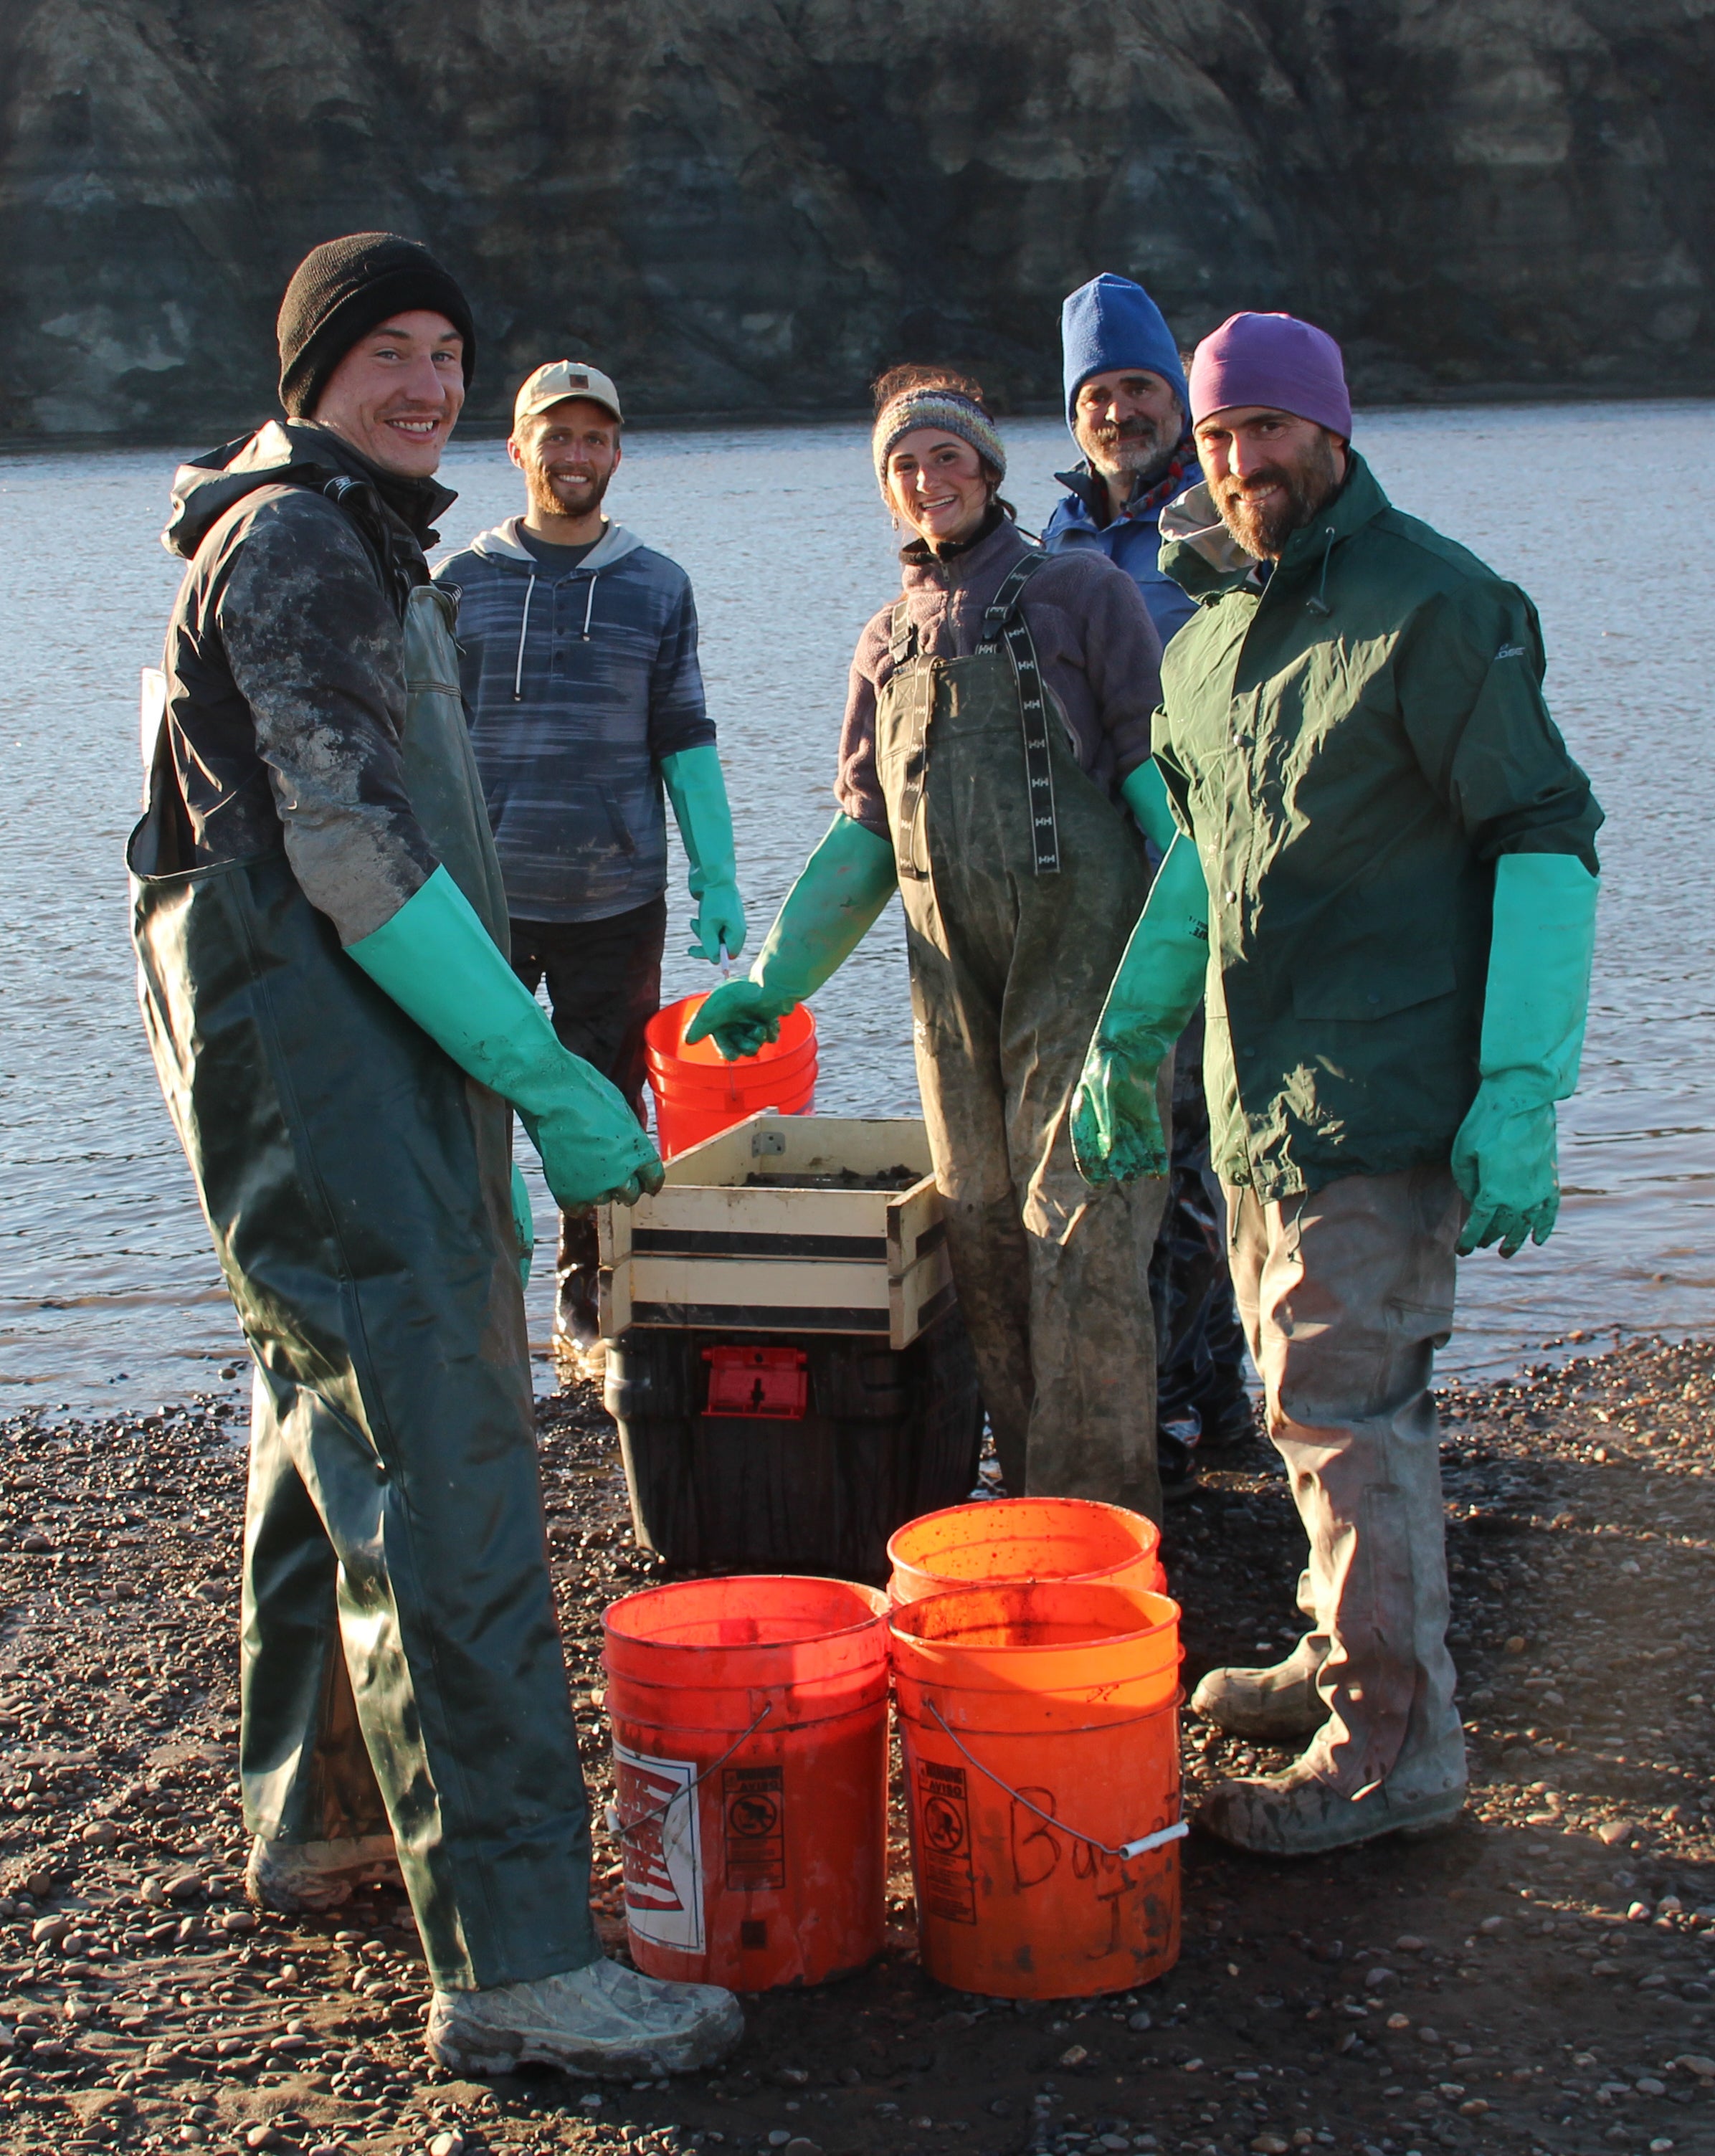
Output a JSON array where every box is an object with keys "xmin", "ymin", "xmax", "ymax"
[
  {"xmin": 436, "ymin": 364, "xmax": 746, "ymax": 1359},
  {"xmin": 135, "ymin": 237, "xmax": 739, "ymax": 2073},
  {"xmin": 1072, "ymin": 310, "xmax": 1602, "ymax": 1854}
]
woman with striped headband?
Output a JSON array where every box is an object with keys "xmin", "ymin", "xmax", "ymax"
[{"xmin": 690, "ymin": 366, "xmax": 1174, "ymax": 1517}]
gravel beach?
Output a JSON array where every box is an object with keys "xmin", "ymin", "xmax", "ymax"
[{"xmin": 0, "ymin": 1335, "xmax": 1712, "ymax": 2156}]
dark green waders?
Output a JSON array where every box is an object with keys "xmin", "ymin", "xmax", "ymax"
[
  {"xmin": 128, "ymin": 584, "xmax": 599, "ymax": 1990},
  {"xmin": 875, "ymin": 557, "xmax": 1170, "ymax": 1520}
]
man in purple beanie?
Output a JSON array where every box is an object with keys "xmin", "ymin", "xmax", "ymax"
[{"xmin": 1070, "ymin": 310, "xmax": 1604, "ymax": 1854}]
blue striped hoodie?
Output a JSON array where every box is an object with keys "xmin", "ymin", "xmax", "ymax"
[{"xmin": 432, "ymin": 517, "xmax": 715, "ymax": 923}]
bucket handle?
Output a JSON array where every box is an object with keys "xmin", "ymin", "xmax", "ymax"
[
  {"xmin": 924, "ymin": 1699, "xmax": 1187, "ymax": 1862},
  {"xmin": 602, "ymin": 1701, "xmax": 774, "ymax": 1844}
]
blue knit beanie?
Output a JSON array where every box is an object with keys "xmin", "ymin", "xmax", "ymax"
[{"xmin": 1060, "ymin": 274, "xmax": 1188, "ymax": 432}]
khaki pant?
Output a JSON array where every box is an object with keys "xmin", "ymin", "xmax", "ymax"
[{"xmin": 1225, "ymin": 1167, "xmax": 1467, "ymax": 1799}]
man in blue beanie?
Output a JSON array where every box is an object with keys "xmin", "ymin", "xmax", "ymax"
[
  {"xmin": 1046, "ymin": 273, "xmax": 1251, "ymax": 1493},
  {"xmin": 1044, "ymin": 272, "xmax": 1198, "ymax": 642}
]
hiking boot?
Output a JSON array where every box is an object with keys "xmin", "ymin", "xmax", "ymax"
[
  {"xmin": 554, "ymin": 1268, "xmax": 602, "ymax": 1353},
  {"xmin": 1195, "ymin": 1755, "xmax": 1466, "ymax": 1857},
  {"xmin": 246, "ymin": 1834, "xmax": 402, "ymax": 1915},
  {"xmin": 1159, "ymin": 1423, "xmax": 1201, "ymax": 1502},
  {"xmin": 1191, "ymin": 1636, "xmax": 1331, "ymax": 1742},
  {"xmin": 1194, "ymin": 1368, "xmax": 1258, "ymax": 1451},
  {"xmin": 426, "ymin": 1956, "xmax": 743, "ymax": 2078}
]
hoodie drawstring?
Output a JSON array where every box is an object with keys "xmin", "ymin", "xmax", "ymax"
[
  {"xmin": 1305, "ymin": 526, "xmax": 1336, "ymax": 618},
  {"xmin": 581, "ymin": 574, "xmax": 598, "ymax": 642},
  {"xmin": 513, "ymin": 572, "xmax": 537, "ymax": 701}
]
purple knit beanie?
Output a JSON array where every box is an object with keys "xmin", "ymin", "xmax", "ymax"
[{"xmin": 1188, "ymin": 313, "xmax": 1351, "ymax": 437}]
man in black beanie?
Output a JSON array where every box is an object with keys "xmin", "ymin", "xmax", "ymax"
[{"xmin": 130, "ymin": 234, "xmax": 741, "ymax": 2076}]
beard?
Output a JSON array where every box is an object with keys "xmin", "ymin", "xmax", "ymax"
[
  {"xmin": 526, "ymin": 461, "xmax": 612, "ymax": 524},
  {"xmin": 1078, "ymin": 412, "xmax": 1179, "ymax": 488},
  {"xmin": 1211, "ymin": 432, "xmax": 1344, "ymax": 558}
]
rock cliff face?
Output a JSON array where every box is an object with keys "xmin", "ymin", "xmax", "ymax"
[{"xmin": 1, "ymin": 0, "xmax": 1711, "ymax": 437}]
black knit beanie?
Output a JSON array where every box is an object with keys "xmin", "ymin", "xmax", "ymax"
[{"xmin": 276, "ymin": 232, "xmax": 477, "ymax": 417}]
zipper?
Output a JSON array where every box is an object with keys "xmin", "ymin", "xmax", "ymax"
[{"xmin": 512, "ymin": 572, "xmax": 537, "ymax": 701}]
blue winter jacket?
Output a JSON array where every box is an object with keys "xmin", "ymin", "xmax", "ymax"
[
  {"xmin": 1042, "ymin": 467, "xmax": 1199, "ymax": 648},
  {"xmin": 432, "ymin": 518, "xmax": 715, "ymax": 923}
]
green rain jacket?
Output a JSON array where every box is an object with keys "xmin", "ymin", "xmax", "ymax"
[{"xmin": 1153, "ymin": 451, "xmax": 1602, "ymax": 1202}]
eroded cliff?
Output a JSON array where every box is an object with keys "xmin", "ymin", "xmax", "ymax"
[{"xmin": 0, "ymin": 0, "xmax": 1710, "ymax": 436}]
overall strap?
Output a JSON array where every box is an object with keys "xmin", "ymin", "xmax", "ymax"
[
  {"xmin": 979, "ymin": 549, "xmax": 1060, "ymax": 877},
  {"xmin": 888, "ymin": 599, "xmax": 934, "ymax": 882}
]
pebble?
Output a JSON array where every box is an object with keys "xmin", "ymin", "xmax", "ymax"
[
  {"xmin": 427, "ymin": 2134, "xmax": 465, "ymax": 2156},
  {"xmin": 1478, "ymin": 1915, "xmax": 1505, "ymax": 1934},
  {"xmin": 782, "ymin": 2142, "xmax": 822, "ymax": 2156},
  {"xmin": 1127, "ymin": 2008, "xmax": 1152, "ymax": 2030},
  {"xmin": 1059, "ymin": 2043, "xmax": 1089, "ymax": 2066},
  {"xmin": 1600, "ymin": 1818, "xmax": 1638, "ymax": 1846}
]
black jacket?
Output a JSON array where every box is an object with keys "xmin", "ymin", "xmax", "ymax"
[{"xmin": 155, "ymin": 421, "xmax": 457, "ymax": 944}]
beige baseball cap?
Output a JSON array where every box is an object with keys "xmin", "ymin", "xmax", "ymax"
[{"xmin": 513, "ymin": 358, "xmax": 623, "ymax": 428}]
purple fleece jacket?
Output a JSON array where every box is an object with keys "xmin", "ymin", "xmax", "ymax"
[{"xmin": 835, "ymin": 516, "xmax": 1164, "ymax": 836}]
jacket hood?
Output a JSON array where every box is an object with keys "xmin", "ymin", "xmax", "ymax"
[
  {"xmin": 1156, "ymin": 479, "xmax": 1258, "ymax": 599},
  {"xmin": 1157, "ymin": 452, "xmax": 1387, "ymax": 603},
  {"xmin": 161, "ymin": 420, "xmax": 457, "ymax": 561},
  {"xmin": 463, "ymin": 516, "xmax": 645, "ymax": 574}
]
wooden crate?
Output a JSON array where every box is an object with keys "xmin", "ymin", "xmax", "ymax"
[{"xmin": 597, "ymin": 1113, "xmax": 952, "ymax": 1351}]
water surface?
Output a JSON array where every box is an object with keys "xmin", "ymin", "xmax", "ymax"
[{"xmin": 1, "ymin": 404, "xmax": 1707, "ymax": 1412}]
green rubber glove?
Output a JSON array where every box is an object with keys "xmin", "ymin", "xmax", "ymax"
[
  {"xmin": 510, "ymin": 1162, "xmax": 536, "ymax": 1288},
  {"xmin": 348, "ymin": 866, "xmax": 665, "ymax": 1211},
  {"xmin": 1453, "ymin": 852, "xmax": 1599, "ymax": 1258},
  {"xmin": 1120, "ymin": 759, "xmax": 1180, "ymax": 853},
  {"xmin": 660, "ymin": 745, "xmax": 747, "ymax": 964},
  {"xmin": 1070, "ymin": 832, "xmax": 1211, "ymax": 1187},
  {"xmin": 685, "ymin": 815, "xmax": 896, "ymax": 1060}
]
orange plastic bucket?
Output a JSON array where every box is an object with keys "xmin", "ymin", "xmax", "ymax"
[
  {"xmin": 890, "ymin": 1581, "xmax": 1183, "ymax": 1999},
  {"xmin": 888, "ymin": 1495, "xmax": 1166, "ymax": 1605},
  {"xmin": 644, "ymin": 994, "xmax": 818, "ymax": 1158},
  {"xmin": 603, "ymin": 1575, "xmax": 888, "ymax": 1990}
]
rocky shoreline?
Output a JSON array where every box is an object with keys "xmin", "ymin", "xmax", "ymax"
[{"xmin": 0, "ymin": 1335, "xmax": 1711, "ymax": 2155}]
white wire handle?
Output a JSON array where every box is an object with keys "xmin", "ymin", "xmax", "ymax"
[{"xmin": 924, "ymin": 1699, "xmax": 1188, "ymax": 1861}]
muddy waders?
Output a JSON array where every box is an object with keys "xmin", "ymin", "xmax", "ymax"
[
  {"xmin": 875, "ymin": 558, "xmax": 1169, "ymax": 1517},
  {"xmin": 130, "ymin": 584, "xmax": 598, "ymax": 1993}
]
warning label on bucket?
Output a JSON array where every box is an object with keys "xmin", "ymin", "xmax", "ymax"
[
  {"xmin": 914, "ymin": 1758, "xmax": 976, "ymax": 1924},
  {"xmin": 723, "ymin": 1764, "xmax": 785, "ymax": 1891},
  {"xmin": 614, "ymin": 1742, "xmax": 705, "ymax": 1953}
]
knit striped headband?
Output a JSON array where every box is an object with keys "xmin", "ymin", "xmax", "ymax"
[{"xmin": 872, "ymin": 389, "xmax": 1007, "ymax": 493}]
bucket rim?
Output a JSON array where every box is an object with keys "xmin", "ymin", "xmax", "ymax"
[
  {"xmin": 888, "ymin": 1580, "xmax": 1181, "ymax": 1655},
  {"xmin": 645, "ymin": 991, "xmax": 817, "ymax": 1068},
  {"xmin": 604, "ymin": 1571, "xmax": 891, "ymax": 1650},
  {"xmin": 886, "ymin": 1493, "xmax": 1161, "ymax": 1575}
]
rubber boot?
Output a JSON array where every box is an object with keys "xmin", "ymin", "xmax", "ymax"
[
  {"xmin": 1191, "ymin": 1635, "xmax": 1330, "ymax": 1742},
  {"xmin": 426, "ymin": 1956, "xmax": 743, "ymax": 2077},
  {"xmin": 247, "ymin": 1834, "xmax": 404, "ymax": 1915}
]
